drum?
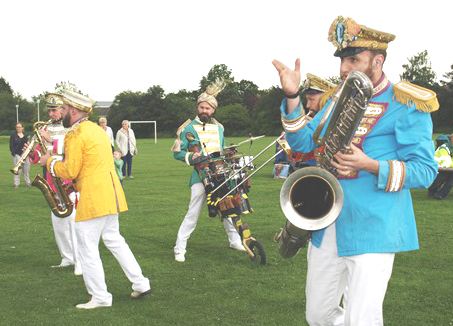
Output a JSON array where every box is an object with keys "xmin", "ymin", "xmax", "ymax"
[{"xmin": 237, "ymin": 156, "xmax": 255, "ymax": 170}]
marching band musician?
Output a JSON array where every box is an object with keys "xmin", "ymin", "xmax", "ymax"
[
  {"xmin": 172, "ymin": 79, "xmax": 245, "ymax": 263},
  {"xmin": 39, "ymin": 90, "xmax": 151, "ymax": 309},
  {"xmin": 273, "ymin": 16, "xmax": 438, "ymax": 325},
  {"xmin": 285, "ymin": 74, "xmax": 337, "ymax": 168},
  {"xmin": 28, "ymin": 93, "xmax": 81, "ymax": 276}
]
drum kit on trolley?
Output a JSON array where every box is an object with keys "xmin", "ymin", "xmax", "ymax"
[{"xmin": 188, "ymin": 133, "xmax": 291, "ymax": 265}]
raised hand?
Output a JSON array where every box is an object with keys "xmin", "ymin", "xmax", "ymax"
[{"xmin": 272, "ymin": 58, "xmax": 301, "ymax": 95}]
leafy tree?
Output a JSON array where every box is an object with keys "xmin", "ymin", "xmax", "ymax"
[
  {"xmin": 251, "ymin": 86, "xmax": 286, "ymax": 136},
  {"xmin": 0, "ymin": 92, "xmax": 18, "ymax": 135},
  {"xmin": 30, "ymin": 93, "xmax": 47, "ymax": 122},
  {"xmin": 199, "ymin": 64, "xmax": 234, "ymax": 92},
  {"xmin": 238, "ymin": 79, "xmax": 260, "ymax": 114},
  {"xmin": 400, "ymin": 50, "xmax": 437, "ymax": 88},
  {"xmin": 214, "ymin": 103, "xmax": 251, "ymax": 137},
  {"xmin": 54, "ymin": 81, "xmax": 84, "ymax": 94},
  {"xmin": 0, "ymin": 77, "xmax": 13, "ymax": 94},
  {"xmin": 440, "ymin": 63, "xmax": 453, "ymax": 90},
  {"xmin": 431, "ymin": 64, "xmax": 453, "ymax": 132},
  {"xmin": 108, "ymin": 90, "xmax": 144, "ymax": 136},
  {"xmin": 163, "ymin": 92, "xmax": 196, "ymax": 137}
]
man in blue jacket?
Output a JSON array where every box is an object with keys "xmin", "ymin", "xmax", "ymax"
[{"xmin": 273, "ymin": 16, "xmax": 438, "ymax": 325}]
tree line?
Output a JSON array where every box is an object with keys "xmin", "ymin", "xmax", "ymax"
[{"xmin": 1, "ymin": 50, "xmax": 452, "ymax": 138}]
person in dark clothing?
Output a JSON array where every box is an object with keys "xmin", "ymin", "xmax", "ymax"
[{"xmin": 10, "ymin": 122, "xmax": 31, "ymax": 188}]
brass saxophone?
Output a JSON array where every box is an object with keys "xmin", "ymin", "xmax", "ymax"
[
  {"xmin": 275, "ymin": 71, "xmax": 373, "ymax": 258},
  {"xmin": 10, "ymin": 120, "xmax": 54, "ymax": 175},
  {"xmin": 10, "ymin": 119, "xmax": 74, "ymax": 218}
]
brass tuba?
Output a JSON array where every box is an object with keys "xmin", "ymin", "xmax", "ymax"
[
  {"xmin": 275, "ymin": 71, "xmax": 373, "ymax": 258},
  {"xmin": 10, "ymin": 119, "xmax": 74, "ymax": 218}
]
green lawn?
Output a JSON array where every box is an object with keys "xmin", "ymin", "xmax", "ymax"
[{"xmin": 0, "ymin": 136, "xmax": 452, "ymax": 326}]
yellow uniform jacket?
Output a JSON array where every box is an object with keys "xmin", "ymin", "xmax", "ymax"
[{"xmin": 47, "ymin": 120, "xmax": 128, "ymax": 221}]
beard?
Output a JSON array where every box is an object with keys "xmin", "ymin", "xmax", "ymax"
[
  {"xmin": 198, "ymin": 113, "xmax": 211, "ymax": 123},
  {"xmin": 62, "ymin": 114, "xmax": 71, "ymax": 128}
]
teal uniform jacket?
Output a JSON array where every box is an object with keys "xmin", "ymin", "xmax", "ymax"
[
  {"xmin": 280, "ymin": 75, "xmax": 438, "ymax": 256},
  {"xmin": 173, "ymin": 117, "xmax": 225, "ymax": 187}
]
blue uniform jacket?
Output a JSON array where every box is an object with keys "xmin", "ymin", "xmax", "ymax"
[{"xmin": 280, "ymin": 76, "xmax": 437, "ymax": 256}]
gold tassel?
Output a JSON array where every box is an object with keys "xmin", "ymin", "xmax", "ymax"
[{"xmin": 393, "ymin": 81, "xmax": 440, "ymax": 113}]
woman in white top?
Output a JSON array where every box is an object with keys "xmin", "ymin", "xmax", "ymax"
[
  {"xmin": 115, "ymin": 120, "xmax": 137, "ymax": 178},
  {"xmin": 99, "ymin": 117, "xmax": 114, "ymax": 152}
]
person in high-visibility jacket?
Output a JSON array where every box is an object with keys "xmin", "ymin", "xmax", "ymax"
[{"xmin": 428, "ymin": 134, "xmax": 453, "ymax": 199}]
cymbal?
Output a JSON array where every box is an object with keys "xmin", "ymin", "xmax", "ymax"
[
  {"xmin": 237, "ymin": 135, "xmax": 265, "ymax": 146},
  {"xmin": 223, "ymin": 135, "xmax": 265, "ymax": 150},
  {"xmin": 223, "ymin": 145, "xmax": 238, "ymax": 151}
]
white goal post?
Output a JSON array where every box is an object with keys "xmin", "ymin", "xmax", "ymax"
[{"xmin": 129, "ymin": 120, "xmax": 157, "ymax": 144}]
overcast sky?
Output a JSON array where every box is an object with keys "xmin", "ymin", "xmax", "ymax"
[{"xmin": 2, "ymin": 0, "xmax": 452, "ymax": 102}]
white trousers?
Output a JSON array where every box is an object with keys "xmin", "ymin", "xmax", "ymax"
[
  {"xmin": 174, "ymin": 182, "xmax": 242, "ymax": 255},
  {"xmin": 306, "ymin": 224, "xmax": 395, "ymax": 326},
  {"xmin": 75, "ymin": 213, "xmax": 150, "ymax": 305},
  {"xmin": 51, "ymin": 192, "xmax": 79, "ymax": 265},
  {"xmin": 12, "ymin": 154, "xmax": 30, "ymax": 186}
]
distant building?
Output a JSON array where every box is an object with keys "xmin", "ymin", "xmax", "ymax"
[{"xmin": 94, "ymin": 101, "xmax": 113, "ymax": 117}]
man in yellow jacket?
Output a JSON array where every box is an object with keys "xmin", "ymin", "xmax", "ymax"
[{"xmin": 40, "ymin": 89, "xmax": 151, "ymax": 309}]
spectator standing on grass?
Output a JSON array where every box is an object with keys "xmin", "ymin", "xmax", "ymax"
[
  {"xmin": 10, "ymin": 122, "xmax": 31, "ymax": 188},
  {"xmin": 99, "ymin": 117, "xmax": 115, "ymax": 152},
  {"xmin": 116, "ymin": 119, "xmax": 137, "ymax": 179},
  {"xmin": 114, "ymin": 151, "xmax": 124, "ymax": 186},
  {"xmin": 428, "ymin": 134, "xmax": 453, "ymax": 199}
]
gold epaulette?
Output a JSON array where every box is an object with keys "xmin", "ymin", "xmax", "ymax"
[
  {"xmin": 393, "ymin": 81, "xmax": 439, "ymax": 113},
  {"xmin": 211, "ymin": 118, "xmax": 224, "ymax": 130},
  {"xmin": 66, "ymin": 117, "xmax": 89, "ymax": 139},
  {"xmin": 176, "ymin": 119, "xmax": 192, "ymax": 137},
  {"xmin": 319, "ymin": 85, "xmax": 339, "ymax": 109}
]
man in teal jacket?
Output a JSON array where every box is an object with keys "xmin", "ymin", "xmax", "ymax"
[
  {"xmin": 172, "ymin": 79, "xmax": 245, "ymax": 263},
  {"xmin": 273, "ymin": 16, "xmax": 438, "ymax": 325}
]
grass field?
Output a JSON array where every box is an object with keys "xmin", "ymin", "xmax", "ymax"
[{"xmin": 0, "ymin": 136, "xmax": 452, "ymax": 326}]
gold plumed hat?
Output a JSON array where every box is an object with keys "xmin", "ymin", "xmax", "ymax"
[
  {"xmin": 328, "ymin": 16, "xmax": 396, "ymax": 57},
  {"xmin": 62, "ymin": 89, "xmax": 95, "ymax": 113},
  {"xmin": 303, "ymin": 73, "xmax": 337, "ymax": 94},
  {"xmin": 45, "ymin": 93, "xmax": 64, "ymax": 108},
  {"xmin": 197, "ymin": 78, "xmax": 226, "ymax": 109}
]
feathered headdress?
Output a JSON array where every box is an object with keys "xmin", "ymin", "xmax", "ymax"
[{"xmin": 197, "ymin": 78, "xmax": 226, "ymax": 109}]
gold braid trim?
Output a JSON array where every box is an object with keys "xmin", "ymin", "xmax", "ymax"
[
  {"xmin": 281, "ymin": 114, "xmax": 309, "ymax": 133},
  {"xmin": 176, "ymin": 119, "xmax": 192, "ymax": 137},
  {"xmin": 172, "ymin": 119, "xmax": 192, "ymax": 152},
  {"xmin": 65, "ymin": 117, "xmax": 90, "ymax": 140},
  {"xmin": 393, "ymin": 81, "xmax": 439, "ymax": 113},
  {"xmin": 385, "ymin": 160, "xmax": 406, "ymax": 192}
]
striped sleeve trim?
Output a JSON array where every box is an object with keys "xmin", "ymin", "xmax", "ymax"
[
  {"xmin": 385, "ymin": 160, "xmax": 406, "ymax": 192},
  {"xmin": 49, "ymin": 158, "xmax": 57, "ymax": 177},
  {"xmin": 184, "ymin": 152, "xmax": 191, "ymax": 166},
  {"xmin": 281, "ymin": 114, "xmax": 309, "ymax": 133}
]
